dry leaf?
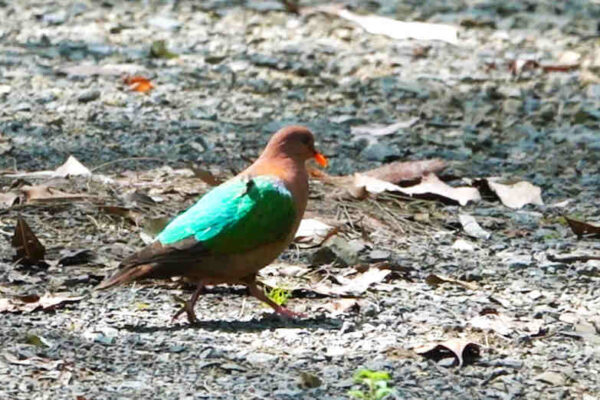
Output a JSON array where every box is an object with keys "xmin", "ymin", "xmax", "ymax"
[
  {"xmin": 564, "ymin": 217, "xmax": 600, "ymax": 239},
  {"xmin": 0, "ymin": 293, "xmax": 83, "ymax": 313},
  {"xmin": 294, "ymin": 218, "xmax": 339, "ymax": 248},
  {"xmin": 334, "ymin": 8, "xmax": 458, "ymax": 44},
  {"xmin": 402, "ymin": 174, "xmax": 481, "ymax": 206},
  {"xmin": 414, "ymin": 338, "xmax": 481, "ymax": 367},
  {"xmin": 21, "ymin": 185, "xmax": 89, "ymax": 203},
  {"xmin": 11, "ymin": 217, "xmax": 45, "ymax": 264},
  {"xmin": 191, "ymin": 166, "xmax": 222, "ymax": 187},
  {"xmin": 425, "ymin": 274, "xmax": 478, "ymax": 290},
  {"xmin": 99, "ymin": 205, "xmax": 143, "ymax": 225},
  {"xmin": 486, "ymin": 180, "xmax": 543, "ymax": 209},
  {"xmin": 311, "ymin": 267, "xmax": 391, "ymax": 296},
  {"xmin": 353, "ymin": 173, "xmax": 404, "ymax": 194},
  {"xmin": 0, "ymin": 191, "xmax": 19, "ymax": 209},
  {"xmin": 319, "ymin": 298, "xmax": 360, "ymax": 315},
  {"xmin": 459, "ymin": 214, "xmax": 491, "ymax": 240},
  {"xmin": 124, "ymin": 75, "xmax": 154, "ymax": 93},
  {"xmin": 54, "ymin": 155, "xmax": 92, "ymax": 177},
  {"xmin": 469, "ymin": 313, "xmax": 544, "ymax": 337},
  {"xmin": 351, "ymin": 118, "xmax": 419, "ymax": 137},
  {"xmin": 363, "ymin": 159, "xmax": 446, "ymax": 184}
]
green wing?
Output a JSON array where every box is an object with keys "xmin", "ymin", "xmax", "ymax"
[{"xmin": 156, "ymin": 175, "xmax": 296, "ymax": 254}]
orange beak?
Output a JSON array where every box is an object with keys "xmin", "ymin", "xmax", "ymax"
[{"xmin": 314, "ymin": 151, "xmax": 328, "ymax": 168}]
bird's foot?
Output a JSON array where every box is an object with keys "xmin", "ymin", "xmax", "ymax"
[
  {"xmin": 274, "ymin": 305, "xmax": 307, "ymax": 319},
  {"xmin": 171, "ymin": 301, "xmax": 198, "ymax": 324}
]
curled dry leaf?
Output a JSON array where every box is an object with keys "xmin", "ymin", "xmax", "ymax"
[
  {"xmin": 425, "ymin": 273, "xmax": 478, "ymax": 291},
  {"xmin": 486, "ymin": 179, "xmax": 543, "ymax": 209},
  {"xmin": 459, "ymin": 214, "xmax": 491, "ymax": 240},
  {"xmin": 351, "ymin": 118, "xmax": 419, "ymax": 137},
  {"xmin": 414, "ymin": 338, "xmax": 481, "ymax": 367},
  {"xmin": 54, "ymin": 155, "xmax": 92, "ymax": 177},
  {"xmin": 0, "ymin": 191, "xmax": 19, "ymax": 209},
  {"xmin": 564, "ymin": 217, "xmax": 600, "ymax": 239},
  {"xmin": 294, "ymin": 218, "xmax": 339, "ymax": 248},
  {"xmin": 402, "ymin": 174, "xmax": 481, "ymax": 206},
  {"xmin": 11, "ymin": 217, "xmax": 45, "ymax": 264},
  {"xmin": 21, "ymin": 185, "xmax": 89, "ymax": 203},
  {"xmin": 0, "ymin": 293, "xmax": 84, "ymax": 313},
  {"xmin": 333, "ymin": 8, "xmax": 458, "ymax": 44},
  {"xmin": 124, "ymin": 75, "xmax": 154, "ymax": 93}
]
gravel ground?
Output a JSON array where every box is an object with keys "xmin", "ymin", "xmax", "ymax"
[{"xmin": 1, "ymin": 1, "xmax": 600, "ymax": 399}]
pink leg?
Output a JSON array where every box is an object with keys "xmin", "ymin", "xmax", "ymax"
[
  {"xmin": 243, "ymin": 276, "xmax": 306, "ymax": 319},
  {"xmin": 172, "ymin": 283, "xmax": 204, "ymax": 324}
]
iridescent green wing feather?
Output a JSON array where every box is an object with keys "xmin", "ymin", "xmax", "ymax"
[{"xmin": 156, "ymin": 175, "xmax": 296, "ymax": 254}]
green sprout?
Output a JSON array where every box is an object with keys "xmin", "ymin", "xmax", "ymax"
[
  {"xmin": 265, "ymin": 287, "xmax": 291, "ymax": 306},
  {"xmin": 348, "ymin": 369, "xmax": 396, "ymax": 400}
]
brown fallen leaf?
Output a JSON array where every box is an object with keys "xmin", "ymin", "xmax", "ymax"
[
  {"xmin": 414, "ymin": 338, "xmax": 481, "ymax": 367},
  {"xmin": 124, "ymin": 75, "xmax": 154, "ymax": 93},
  {"xmin": 425, "ymin": 273, "xmax": 478, "ymax": 291},
  {"xmin": 21, "ymin": 185, "xmax": 89, "ymax": 203},
  {"xmin": 401, "ymin": 174, "xmax": 481, "ymax": 206},
  {"xmin": 564, "ymin": 217, "xmax": 600, "ymax": 239},
  {"xmin": 0, "ymin": 191, "xmax": 19, "ymax": 209},
  {"xmin": 0, "ymin": 293, "xmax": 83, "ymax": 313},
  {"xmin": 99, "ymin": 205, "xmax": 143, "ymax": 225},
  {"xmin": 53, "ymin": 155, "xmax": 92, "ymax": 177},
  {"xmin": 486, "ymin": 179, "xmax": 543, "ymax": 209},
  {"xmin": 363, "ymin": 159, "xmax": 446, "ymax": 184},
  {"xmin": 294, "ymin": 218, "xmax": 339, "ymax": 248},
  {"xmin": 191, "ymin": 166, "xmax": 222, "ymax": 187},
  {"xmin": 11, "ymin": 217, "xmax": 45, "ymax": 264}
]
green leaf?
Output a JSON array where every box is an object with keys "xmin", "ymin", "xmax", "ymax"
[{"xmin": 347, "ymin": 390, "xmax": 366, "ymax": 399}]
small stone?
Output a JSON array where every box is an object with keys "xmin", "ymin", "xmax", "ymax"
[
  {"xmin": 246, "ymin": 352, "xmax": 277, "ymax": 366},
  {"xmin": 535, "ymin": 371, "xmax": 566, "ymax": 386},
  {"xmin": 360, "ymin": 142, "xmax": 400, "ymax": 162},
  {"xmin": 78, "ymin": 90, "xmax": 100, "ymax": 103},
  {"xmin": 148, "ymin": 16, "xmax": 181, "ymax": 31},
  {"xmin": 503, "ymin": 99, "xmax": 522, "ymax": 114},
  {"xmin": 368, "ymin": 250, "xmax": 390, "ymax": 262},
  {"xmin": 452, "ymin": 239, "xmax": 475, "ymax": 252}
]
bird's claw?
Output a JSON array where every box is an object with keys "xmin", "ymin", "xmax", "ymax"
[{"xmin": 171, "ymin": 302, "xmax": 198, "ymax": 324}]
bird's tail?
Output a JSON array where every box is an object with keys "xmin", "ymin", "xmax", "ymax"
[{"xmin": 96, "ymin": 263, "xmax": 156, "ymax": 290}]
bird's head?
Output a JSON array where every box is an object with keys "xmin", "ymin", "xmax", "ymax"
[{"xmin": 262, "ymin": 125, "xmax": 328, "ymax": 167}]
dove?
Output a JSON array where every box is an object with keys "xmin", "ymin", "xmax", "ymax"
[{"xmin": 98, "ymin": 125, "xmax": 328, "ymax": 323}]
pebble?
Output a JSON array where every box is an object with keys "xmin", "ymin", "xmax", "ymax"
[{"xmin": 78, "ymin": 89, "xmax": 100, "ymax": 103}]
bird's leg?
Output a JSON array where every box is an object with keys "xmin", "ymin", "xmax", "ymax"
[
  {"xmin": 243, "ymin": 276, "xmax": 306, "ymax": 318},
  {"xmin": 172, "ymin": 282, "xmax": 204, "ymax": 324}
]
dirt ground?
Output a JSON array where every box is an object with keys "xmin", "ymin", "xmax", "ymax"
[{"xmin": 1, "ymin": 1, "xmax": 600, "ymax": 399}]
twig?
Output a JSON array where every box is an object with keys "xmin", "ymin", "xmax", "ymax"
[{"xmin": 91, "ymin": 157, "xmax": 163, "ymax": 172}]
